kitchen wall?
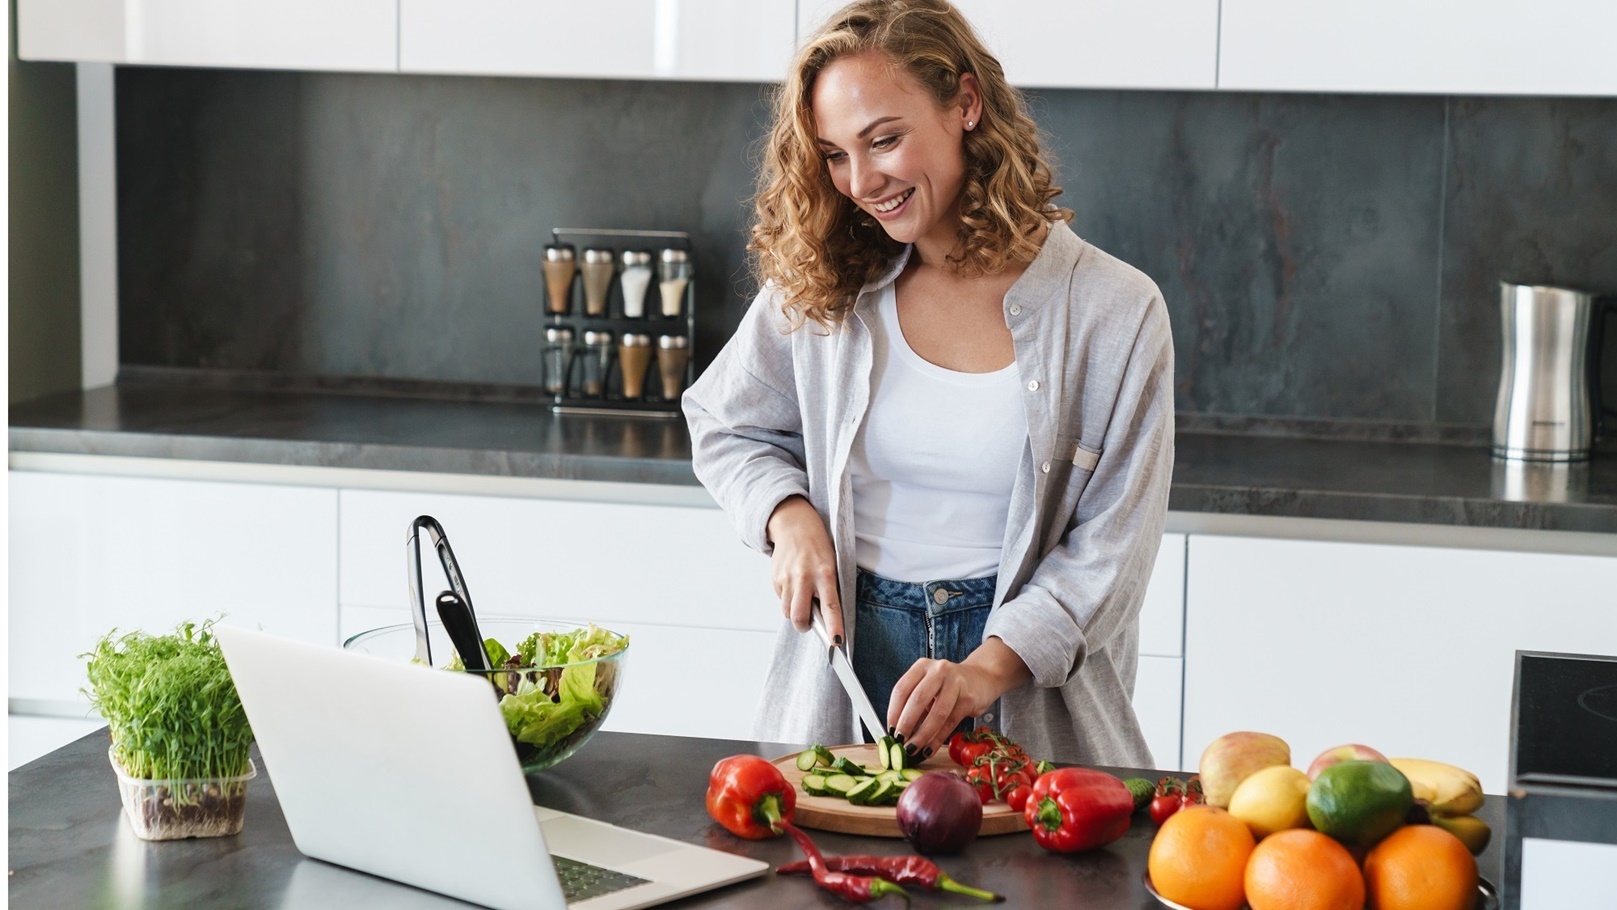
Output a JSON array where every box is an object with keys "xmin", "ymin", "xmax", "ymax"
[
  {"xmin": 8, "ymin": 1, "xmax": 81, "ymax": 405},
  {"xmin": 114, "ymin": 68, "xmax": 1617, "ymax": 432}
]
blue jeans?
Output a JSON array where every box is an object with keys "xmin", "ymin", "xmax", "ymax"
[{"xmin": 851, "ymin": 568, "xmax": 994, "ymax": 744}]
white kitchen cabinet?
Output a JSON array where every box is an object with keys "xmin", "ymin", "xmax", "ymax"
[
  {"xmin": 1133, "ymin": 533, "xmax": 1187, "ymax": 768},
  {"xmin": 17, "ymin": 0, "xmax": 398, "ymax": 71},
  {"xmin": 796, "ymin": 0, "xmax": 1218, "ymax": 90},
  {"xmin": 7, "ymin": 471, "xmax": 340, "ymax": 713},
  {"xmin": 399, "ymin": 0, "xmax": 796, "ymax": 82},
  {"xmin": 1181, "ymin": 535, "xmax": 1617, "ymax": 793},
  {"xmin": 1219, "ymin": 0, "xmax": 1617, "ymax": 96},
  {"xmin": 338, "ymin": 489, "xmax": 778, "ymax": 633}
]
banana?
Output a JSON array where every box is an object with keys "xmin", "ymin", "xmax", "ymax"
[
  {"xmin": 1431, "ymin": 814, "xmax": 1493, "ymax": 855},
  {"xmin": 1389, "ymin": 757, "xmax": 1485, "ymax": 817}
]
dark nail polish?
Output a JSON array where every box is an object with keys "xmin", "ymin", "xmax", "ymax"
[
  {"xmin": 886, "ymin": 726, "xmax": 895, "ymax": 737},
  {"xmin": 904, "ymin": 744, "xmax": 917, "ymax": 758},
  {"xmin": 833, "ymin": 634, "xmax": 843, "ymax": 646},
  {"xmin": 923, "ymin": 747, "xmax": 933, "ymax": 758},
  {"xmin": 895, "ymin": 732, "xmax": 905, "ymax": 744}
]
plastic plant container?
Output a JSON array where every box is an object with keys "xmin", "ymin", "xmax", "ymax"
[
  {"xmin": 110, "ymin": 748, "xmax": 257, "ymax": 841},
  {"xmin": 344, "ymin": 617, "xmax": 626, "ymax": 775}
]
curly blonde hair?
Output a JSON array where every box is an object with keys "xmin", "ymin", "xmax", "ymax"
[{"xmin": 750, "ymin": 0, "xmax": 1072, "ymax": 330}]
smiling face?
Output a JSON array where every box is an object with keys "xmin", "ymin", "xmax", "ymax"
[{"xmin": 811, "ymin": 51, "xmax": 981, "ymax": 263}]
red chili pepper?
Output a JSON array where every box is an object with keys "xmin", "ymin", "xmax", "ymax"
[
  {"xmin": 777, "ymin": 855, "xmax": 1002, "ymax": 902},
  {"xmin": 777, "ymin": 820, "xmax": 911, "ymax": 904},
  {"xmin": 704, "ymin": 754, "xmax": 796, "ymax": 840},
  {"xmin": 1023, "ymin": 767, "xmax": 1134, "ymax": 853}
]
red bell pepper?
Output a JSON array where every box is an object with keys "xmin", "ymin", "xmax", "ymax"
[
  {"xmin": 705, "ymin": 754, "xmax": 796, "ymax": 839},
  {"xmin": 1023, "ymin": 768, "xmax": 1134, "ymax": 853}
]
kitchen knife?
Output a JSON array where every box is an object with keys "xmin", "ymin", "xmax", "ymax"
[{"xmin": 810, "ymin": 601, "xmax": 887, "ymax": 743}]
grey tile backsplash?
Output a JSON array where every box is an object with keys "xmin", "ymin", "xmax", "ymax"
[{"xmin": 115, "ymin": 68, "xmax": 1617, "ymax": 430}]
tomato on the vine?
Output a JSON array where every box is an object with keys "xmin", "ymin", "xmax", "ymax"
[
  {"xmin": 1003, "ymin": 784, "xmax": 1034, "ymax": 813},
  {"xmin": 964, "ymin": 765, "xmax": 996, "ymax": 804},
  {"xmin": 1148, "ymin": 793, "xmax": 1183, "ymax": 825}
]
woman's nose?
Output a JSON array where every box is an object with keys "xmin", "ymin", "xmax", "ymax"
[{"xmin": 848, "ymin": 157, "xmax": 882, "ymax": 199}]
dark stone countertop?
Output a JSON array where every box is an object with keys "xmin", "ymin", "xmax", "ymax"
[
  {"xmin": 10, "ymin": 382, "xmax": 1617, "ymax": 533},
  {"xmin": 8, "ymin": 729, "xmax": 1506, "ymax": 909}
]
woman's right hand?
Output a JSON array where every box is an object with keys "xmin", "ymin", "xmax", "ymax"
[{"xmin": 765, "ymin": 496, "xmax": 843, "ymax": 645}]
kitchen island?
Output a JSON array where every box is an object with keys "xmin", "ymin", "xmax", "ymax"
[{"xmin": 9, "ymin": 729, "xmax": 1505, "ymax": 909}]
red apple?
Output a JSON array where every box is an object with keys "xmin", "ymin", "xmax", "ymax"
[
  {"xmin": 1306, "ymin": 744, "xmax": 1389, "ymax": 780},
  {"xmin": 1198, "ymin": 731, "xmax": 1291, "ymax": 808}
]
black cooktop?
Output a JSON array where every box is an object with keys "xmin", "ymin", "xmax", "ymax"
[{"xmin": 1512, "ymin": 652, "xmax": 1617, "ymax": 787}]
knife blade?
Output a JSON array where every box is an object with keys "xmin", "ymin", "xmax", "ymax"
[{"xmin": 810, "ymin": 602, "xmax": 887, "ymax": 743}]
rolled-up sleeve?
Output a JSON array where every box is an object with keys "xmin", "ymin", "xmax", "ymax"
[
  {"xmin": 985, "ymin": 294, "xmax": 1175, "ymax": 689},
  {"xmin": 682, "ymin": 287, "xmax": 811, "ymax": 555}
]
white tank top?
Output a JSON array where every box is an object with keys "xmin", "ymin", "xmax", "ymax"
[{"xmin": 851, "ymin": 283, "xmax": 1027, "ymax": 582}]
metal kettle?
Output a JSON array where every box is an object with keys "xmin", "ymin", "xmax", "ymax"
[{"xmin": 1492, "ymin": 283, "xmax": 1617, "ymax": 462}]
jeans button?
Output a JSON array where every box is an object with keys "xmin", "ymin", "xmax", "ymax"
[{"xmin": 932, "ymin": 588, "xmax": 950, "ymax": 606}]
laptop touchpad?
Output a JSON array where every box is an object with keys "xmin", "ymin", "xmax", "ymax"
[{"xmin": 539, "ymin": 815, "xmax": 683, "ymax": 866}]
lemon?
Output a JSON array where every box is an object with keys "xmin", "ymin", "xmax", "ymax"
[{"xmin": 1227, "ymin": 764, "xmax": 1311, "ymax": 839}]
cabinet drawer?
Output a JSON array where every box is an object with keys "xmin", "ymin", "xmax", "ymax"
[
  {"xmin": 8, "ymin": 471, "xmax": 339, "ymax": 710},
  {"xmin": 339, "ymin": 489, "xmax": 778, "ymax": 633},
  {"xmin": 1140, "ymin": 534, "xmax": 1187, "ymax": 657},
  {"xmin": 1133, "ymin": 655, "xmax": 1184, "ymax": 771}
]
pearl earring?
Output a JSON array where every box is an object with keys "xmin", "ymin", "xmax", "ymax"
[{"xmin": 966, "ymin": 120, "xmax": 974, "ymax": 129}]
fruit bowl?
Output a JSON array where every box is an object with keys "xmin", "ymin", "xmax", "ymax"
[
  {"xmin": 343, "ymin": 617, "xmax": 627, "ymax": 774},
  {"xmin": 1141, "ymin": 871, "xmax": 1499, "ymax": 910}
]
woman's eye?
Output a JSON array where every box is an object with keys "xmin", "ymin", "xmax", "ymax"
[
  {"xmin": 873, "ymin": 136, "xmax": 897, "ymax": 150},
  {"xmin": 821, "ymin": 150, "xmax": 846, "ymax": 164}
]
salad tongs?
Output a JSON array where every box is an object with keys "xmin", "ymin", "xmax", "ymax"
[{"xmin": 406, "ymin": 515, "xmax": 479, "ymax": 666}]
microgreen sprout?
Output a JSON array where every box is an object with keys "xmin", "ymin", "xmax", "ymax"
[{"xmin": 83, "ymin": 618, "xmax": 254, "ymax": 785}]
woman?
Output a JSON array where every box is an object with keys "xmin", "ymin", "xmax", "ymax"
[{"xmin": 683, "ymin": 0, "xmax": 1173, "ymax": 767}]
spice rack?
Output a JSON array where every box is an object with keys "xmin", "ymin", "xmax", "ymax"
[{"xmin": 542, "ymin": 228, "xmax": 695, "ymax": 418}]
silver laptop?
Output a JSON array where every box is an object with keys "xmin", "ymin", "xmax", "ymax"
[{"xmin": 216, "ymin": 626, "xmax": 768, "ymax": 910}]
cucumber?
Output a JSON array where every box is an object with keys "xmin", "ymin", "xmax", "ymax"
[
  {"xmin": 812, "ymin": 745, "xmax": 837, "ymax": 767},
  {"xmin": 801, "ymin": 773, "xmax": 830, "ymax": 796},
  {"xmin": 796, "ymin": 749, "xmax": 820, "ymax": 772},
  {"xmin": 900, "ymin": 768, "xmax": 925, "ymax": 782},
  {"xmin": 877, "ymin": 770, "xmax": 904, "ymax": 784},
  {"xmin": 888, "ymin": 739, "xmax": 908, "ymax": 771},
  {"xmin": 830, "ymin": 756, "xmax": 863, "ymax": 776},
  {"xmin": 845, "ymin": 777, "xmax": 880, "ymax": 806},
  {"xmin": 824, "ymin": 774, "xmax": 859, "ymax": 796},
  {"xmin": 869, "ymin": 779, "xmax": 899, "ymax": 806}
]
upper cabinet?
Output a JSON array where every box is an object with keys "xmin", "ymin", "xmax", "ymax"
[
  {"xmin": 797, "ymin": 0, "xmax": 1219, "ymax": 91},
  {"xmin": 17, "ymin": 0, "xmax": 398, "ymax": 72},
  {"xmin": 398, "ymin": 0, "xmax": 797, "ymax": 82},
  {"xmin": 1219, "ymin": 0, "xmax": 1617, "ymax": 96}
]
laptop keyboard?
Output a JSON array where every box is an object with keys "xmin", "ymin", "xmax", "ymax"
[{"xmin": 552, "ymin": 855, "xmax": 650, "ymax": 903}]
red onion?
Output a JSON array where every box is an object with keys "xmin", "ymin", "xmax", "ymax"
[{"xmin": 896, "ymin": 772, "xmax": 983, "ymax": 854}]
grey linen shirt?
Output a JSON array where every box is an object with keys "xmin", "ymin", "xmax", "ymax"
[{"xmin": 682, "ymin": 221, "xmax": 1174, "ymax": 766}]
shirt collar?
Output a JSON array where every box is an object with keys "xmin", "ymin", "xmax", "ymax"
[{"xmin": 852, "ymin": 220, "xmax": 1084, "ymax": 312}]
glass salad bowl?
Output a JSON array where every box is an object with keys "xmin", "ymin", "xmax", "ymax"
[{"xmin": 344, "ymin": 617, "xmax": 628, "ymax": 774}]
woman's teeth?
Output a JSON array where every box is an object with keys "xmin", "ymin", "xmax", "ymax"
[{"xmin": 873, "ymin": 189, "xmax": 913, "ymax": 213}]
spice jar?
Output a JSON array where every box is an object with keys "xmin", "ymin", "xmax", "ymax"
[
  {"xmin": 543, "ymin": 327, "xmax": 575, "ymax": 395},
  {"xmin": 580, "ymin": 247, "xmax": 615, "ymax": 316},
  {"xmin": 657, "ymin": 335, "xmax": 690, "ymax": 401},
  {"xmin": 619, "ymin": 333, "xmax": 653, "ymax": 401},
  {"xmin": 581, "ymin": 330, "xmax": 613, "ymax": 398},
  {"xmin": 658, "ymin": 248, "xmax": 692, "ymax": 318},
  {"xmin": 619, "ymin": 250, "xmax": 653, "ymax": 318},
  {"xmin": 543, "ymin": 243, "xmax": 577, "ymax": 315}
]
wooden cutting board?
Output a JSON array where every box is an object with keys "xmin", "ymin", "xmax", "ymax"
[{"xmin": 770, "ymin": 743, "xmax": 1029, "ymax": 838}]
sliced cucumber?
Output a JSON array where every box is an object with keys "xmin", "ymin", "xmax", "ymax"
[
  {"xmin": 876, "ymin": 735, "xmax": 896, "ymax": 770},
  {"xmin": 888, "ymin": 739, "xmax": 908, "ymax": 771},
  {"xmin": 845, "ymin": 777, "xmax": 880, "ymax": 806},
  {"xmin": 869, "ymin": 779, "xmax": 898, "ymax": 806},
  {"xmin": 824, "ymin": 773, "xmax": 859, "ymax": 796},
  {"xmin": 876, "ymin": 770, "xmax": 904, "ymax": 784},
  {"xmin": 801, "ymin": 773, "xmax": 831, "ymax": 796},
  {"xmin": 900, "ymin": 767, "xmax": 925, "ymax": 782},
  {"xmin": 812, "ymin": 744, "xmax": 837, "ymax": 767},
  {"xmin": 796, "ymin": 749, "xmax": 821, "ymax": 772},
  {"xmin": 830, "ymin": 756, "xmax": 863, "ymax": 777}
]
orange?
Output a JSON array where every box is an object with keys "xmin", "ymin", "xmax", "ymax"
[
  {"xmin": 1245, "ymin": 828, "xmax": 1366, "ymax": 910},
  {"xmin": 1363, "ymin": 824, "xmax": 1478, "ymax": 910},
  {"xmin": 1147, "ymin": 806, "xmax": 1256, "ymax": 910}
]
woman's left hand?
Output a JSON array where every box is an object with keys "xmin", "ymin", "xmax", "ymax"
[{"xmin": 887, "ymin": 637, "xmax": 1031, "ymax": 758}]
